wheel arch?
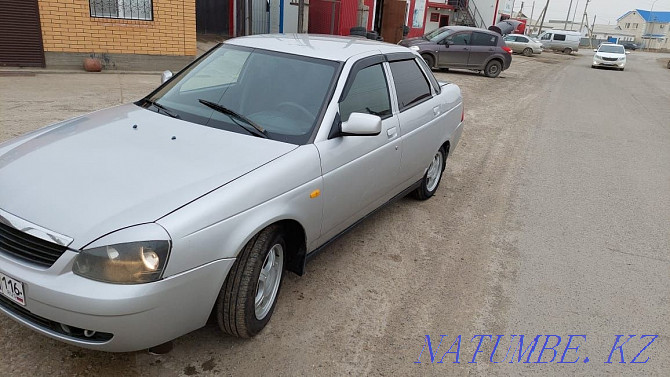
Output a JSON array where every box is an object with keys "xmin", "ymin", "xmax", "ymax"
[{"xmin": 420, "ymin": 52, "xmax": 438, "ymax": 67}]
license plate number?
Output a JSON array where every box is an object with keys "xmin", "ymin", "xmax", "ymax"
[{"xmin": 0, "ymin": 272, "xmax": 25, "ymax": 306}]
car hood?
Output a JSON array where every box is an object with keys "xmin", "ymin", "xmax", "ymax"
[{"xmin": 0, "ymin": 104, "xmax": 297, "ymax": 249}]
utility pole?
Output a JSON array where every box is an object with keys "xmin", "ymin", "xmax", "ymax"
[
  {"xmin": 564, "ymin": 0, "xmax": 574, "ymax": 29},
  {"xmin": 570, "ymin": 0, "xmax": 580, "ymax": 30},
  {"xmin": 537, "ymin": 0, "xmax": 550, "ymax": 36},
  {"xmin": 578, "ymin": 0, "xmax": 591, "ymax": 35},
  {"xmin": 526, "ymin": 1, "xmax": 535, "ymax": 35},
  {"xmin": 297, "ymin": 0, "xmax": 305, "ymax": 33}
]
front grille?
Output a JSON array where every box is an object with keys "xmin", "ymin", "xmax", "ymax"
[
  {"xmin": 602, "ymin": 57, "xmax": 618, "ymax": 61},
  {"xmin": 0, "ymin": 221, "xmax": 68, "ymax": 267},
  {"xmin": 0, "ymin": 295, "xmax": 113, "ymax": 342}
]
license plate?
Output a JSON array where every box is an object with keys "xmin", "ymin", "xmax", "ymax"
[{"xmin": 0, "ymin": 272, "xmax": 25, "ymax": 306}]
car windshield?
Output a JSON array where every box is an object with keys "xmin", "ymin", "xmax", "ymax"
[
  {"xmin": 598, "ymin": 45, "xmax": 625, "ymax": 54},
  {"xmin": 140, "ymin": 44, "xmax": 340, "ymax": 144},
  {"xmin": 424, "ymin": 27, "xmax": 454, "ymax": 42}
]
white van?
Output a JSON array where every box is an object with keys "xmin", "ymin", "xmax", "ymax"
[{"xmin": 537, "ymin": 30, "xmax": 581, "ymax": 53}]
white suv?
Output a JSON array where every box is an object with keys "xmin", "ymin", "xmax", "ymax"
[{"xmin": 592, "ymin": 44, "xmax": 628, "ymax": 71}]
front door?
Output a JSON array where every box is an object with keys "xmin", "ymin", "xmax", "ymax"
[
  {"xmin": 438, "ymin": 31, "xmax": 471, "ymax": 67},
  {"xmin": 439, "ymin": 15, "xmax": 449, "ymax": 27},
  {"xmin": 315, "ymin": 61, "xmax": 401, "ymax": 242}
]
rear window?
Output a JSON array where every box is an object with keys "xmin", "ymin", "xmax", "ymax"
[
  {"xmin": 389, "ymin": 59, "xmax": 432, "ymax": 111},
  {"xmin": 472, "ymin": 32, "xmax": 498, "ymax": 46}
]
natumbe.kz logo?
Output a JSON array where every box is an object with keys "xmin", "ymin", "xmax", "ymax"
[{"xmin": 414, "ymin": 334, "xmax": 658, "ymax": 365}]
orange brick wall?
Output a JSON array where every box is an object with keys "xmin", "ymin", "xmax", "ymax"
[{"xmin": 38, "ymin": 0, "xmax": 196, "ymax": 56}]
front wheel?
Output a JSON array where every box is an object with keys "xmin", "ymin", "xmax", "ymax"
[
  {"xmin": 216, "ymin": 225, "xmax": 286, "ymax": 338},
  {"xmin": 422, "ymin": 54, "xmax": 435, "ymax": 69},
  {"xmin": 413, "ymin": 148, "xmax": 446, "ymax": 200},
  {"xmin": 484, "ymin": 60, "xmax": 502, "ymax": 78},
  {"xmin": 523, "ymin": 48, "xmax": 533, "ymax": 57},
  {"xmin": 563, "ymin": 48, "xmax": 572, "ymax": 54}
]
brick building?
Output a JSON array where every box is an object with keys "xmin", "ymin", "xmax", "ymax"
[{"xmin": 0, "ymin": 0, "xmax": 196, "ymax": 69}]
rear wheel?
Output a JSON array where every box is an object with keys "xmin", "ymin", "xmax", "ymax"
[
  {"xmin": 484, "ymin": 60, "xmax": 502, "ymax": 78},
  {"xmin": 216, "ymin": 225, "xmax": 286, "ymax": 338},
  {"xmin": 523, "ymin": 48, "xmax": 533, "ymax": 57},
  {"xmin": 422, "ymin": 54, "xmax": 435, "ymax": 69},
  {"xmin": 413, "ymin": 148, "xmax": 446, "ymax": 200},
  {"xmin": 563, "ymin": 48, "xmax": 572, "ymax": 54}
]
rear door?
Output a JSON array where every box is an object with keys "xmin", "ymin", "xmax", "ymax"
[
  {"xmin": 387, "ymin": 55, "xmax": 443, "ymax": 187},
  {"xmin": 438, "ymin": 32, "xmax": 471, "ymax": 67},
  {"xmin": 468, "ymin": 32, "xmax": 498, "ymax": 68}
]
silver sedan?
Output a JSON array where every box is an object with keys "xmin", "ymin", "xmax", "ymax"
[
  {"xmin": 504, "ymin": 34, "xmax": 543, "ymax": 56},
  {"xmin": 0, "ymin": 35, "xmax": 464, "ymax": 352}
]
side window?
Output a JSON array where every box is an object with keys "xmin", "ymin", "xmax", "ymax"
[
  {"xmin": 389, "ymin": 59, "xmax": 432, "ymax": 111},
  {"xmin": 518, "ymin": 37, "xmax": 529, "ymax": 43},
  {"xmin": 504, "ymin": 36, "xmax": 514, "ymax": 42},
  {"xmin": 472, "ymin": 32, "xmax": 497, "ymax": 46},
  {"xmin": 554, "ymin": 34, "xmax": 566, "ymax": 41},
  {"xmin": 447, "ymin": 32, "xmax": 471, "ymax": 45},
  {"xmin": 541, "ymin": 33, "xmax": 551, "ymax": 40},
  {"xmin": 339, "ymin": 64, "xmax": 391, "ymax": 122}
]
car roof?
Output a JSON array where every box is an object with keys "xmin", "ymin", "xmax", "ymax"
[
  {"xmin": 436, "ymin": 26, "xmax": 499, "ymax": 35},
  {"xmin": 225, "ymin": 34, "xmax": 412, "ymax": 62}
]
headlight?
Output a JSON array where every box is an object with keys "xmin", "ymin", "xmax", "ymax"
[
  {"xmin": 409, "ymin": 45, "xmax": 420, "ymax": 51},
  {"xmin": 594, "ymin": 54, "xmax": 601, "ymax": 59},
  {"xmin": 618, "ymin": 57, "xmax": 625, "ymax": 61},
  {"xmin": 73, "ymin": 240, "xmax": 170, "ymax": 284}
]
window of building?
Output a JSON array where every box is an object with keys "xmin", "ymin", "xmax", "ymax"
[
  {"xmin": 660, "ymin": 25, "xmax": 665, "ymax": 29},
  {"xmin": 633, "ymin": 23, "xmax": 639, "ymax": 28},
  {"xmin": 625, "ymin": 23, "xmax": 630, "ymax": 28},
  {"xmin": 339, "ymin": 64, "xmax": 392, "ymax": 122},
  {"xmin": 389, "ymin": 60, "xmax": 432, "ymax": 111},
  {"xmin": 90, "ymin": 0, "xmax": 153, "ymax": 20}
]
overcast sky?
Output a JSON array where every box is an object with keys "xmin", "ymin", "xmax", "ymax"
[{"xmin": 515, "ymin": 0, "xmax": 670, "ymax": 25}]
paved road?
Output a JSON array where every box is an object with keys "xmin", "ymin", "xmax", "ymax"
[{"xmin": 0, "ymin": 51, "xmax": 668, "ymax": 376}]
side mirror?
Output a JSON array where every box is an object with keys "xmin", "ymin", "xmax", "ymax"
[
  {"xmin": 625, "ymin": 51, "xmax": 630, "ymax": 55},
  {"xmin": 593, "ymin": 49, "xmax": 598, "ymax": 52},
  {"xmin": 161, "ymin": 70, "xmax": 173, "ymax": 84},
  {"xmin": 341, "ymin": 113, "xmax": 382, "ymax": 136}
]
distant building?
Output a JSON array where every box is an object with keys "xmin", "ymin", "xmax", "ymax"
[{"xmin": 617, "ymin": 9, "xmax": 670, "ymax": 49}]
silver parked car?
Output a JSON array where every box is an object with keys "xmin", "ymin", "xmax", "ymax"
[
  {"xmin": 503, "ymin": 34, "xmax": 543, "ymax": 56},
  {"xmin": 0, "ymin": 35, "xmax": 464, "ymax": 352}
]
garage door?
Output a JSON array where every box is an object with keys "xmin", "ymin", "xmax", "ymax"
[{"xmin": 0, "ymin": 0, "xmax": 46, "ymax": 67}]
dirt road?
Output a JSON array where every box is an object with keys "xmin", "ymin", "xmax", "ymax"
[{"xmin": 1, "ymin": 50, "xmax": 668, "ymax": 376}]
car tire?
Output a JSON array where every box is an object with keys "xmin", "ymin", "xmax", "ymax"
[
  {"xmin": 413, "ymin": 147, "xmax": 446, "ymax": 200},
  {"xmin": 563, "ymin": 48, "xmax": 572, "ymax": 54},
  {"xmin": 523, "ymin": 48, "xmax": 533, "ymax": 57},
  {"xmin": 422, "ymin": 54, "xmax": 435, "ymax": 69},
  {"xmin": 484, "ymin": 60, "xmax": 502, "ymax": 78},
  {"xmin": 216, "ymin": 225, "xmax": 286, "ymax": 338}
]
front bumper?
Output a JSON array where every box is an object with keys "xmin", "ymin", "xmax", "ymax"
[
  {"xmin": 0, "ymin": 251, "xmax": 234, "ymax": 352},
  {"xmin": 593, "ymin": 57, "xmax": 625, "ymax": 68}
]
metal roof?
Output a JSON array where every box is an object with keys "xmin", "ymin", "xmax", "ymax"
[{"xmin": 619, "ymin": 9, "xmax": 670, "ymax": 23}]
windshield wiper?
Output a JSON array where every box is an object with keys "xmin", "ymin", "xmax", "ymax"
[
  {"xmin": 198, "ymin": 99, "xmax": 267, "ymax": 138},
  {"xmin": 144, "ymin": 99, "xmax": 180, "ymax": 119}
]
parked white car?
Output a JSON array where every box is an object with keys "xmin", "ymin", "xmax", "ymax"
[
  {"xmin": 503, "ymin": 34, "xmax": 543, "ymax": 56},
  {"xmin": 0, "ymin": 35, "xmax": 464, "ymax": 352},
  {"xmin": 592, "ymin": 43, "xmax": 628, "ymax": 71}
]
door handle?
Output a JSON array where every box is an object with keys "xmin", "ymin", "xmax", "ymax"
[
  {"xmin": 387, "ymin": 126, "xmax": 397, "ymax": 139},
  {"xmin": 433, "ymin": 106, "xmax": 440, "ymax": 117}
]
